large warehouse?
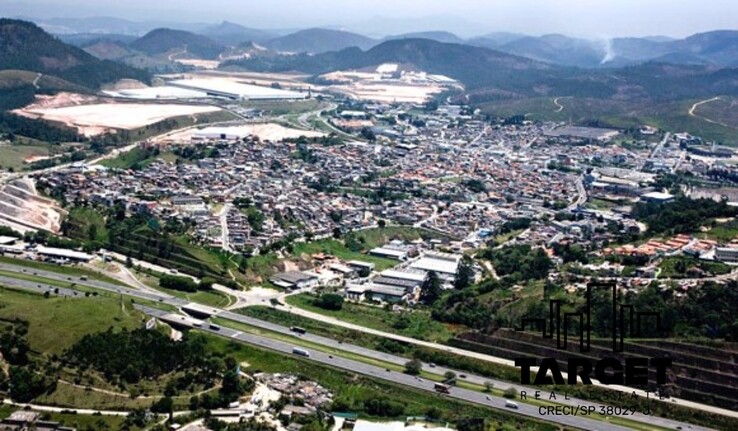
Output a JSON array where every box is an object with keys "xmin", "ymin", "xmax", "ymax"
[{"xmin": 167, "ymin": 78, "xmax": 308, "ymax": 101}]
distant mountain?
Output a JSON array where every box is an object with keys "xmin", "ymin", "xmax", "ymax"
[
  {"xmin": 130, "ymin": 28, "xmax": 224, "ymax": 60},
  {"xmin": 468, "ymin": 32, "xmax": 526, "ymax": 48},
  {"xmin": 82, "ymin": 40, "xmax": 137, "ymax": 61},
  {"xmin": 222, "ymin": 38, "xmax": 738, "ymax": 103},
  {"xmin": 29, "ymin": 16, "xmax": 210, "ymax": 36},
  {"xmin": 608, "ymin": 31, "xmax": 738, "ymax": 67},
  {"xmin": 671, "ymin": 30, "xmax": 738, "ymax": 67},
  {"xmin": 31, "ymin": 16, "xmax": 150, "ymax": 35},
  {"xmin": 58, "ymin": 33, "xmax": 138, "ymax": 47},
  {"xmin": 492, "ymin": 34, "xmax": 606, "ymax": 68},
  {"xmin": 0, "ymin": 19, "xmax": 149, "ymax": 89},
  {"xmin": 264, "ymin": 28, "xmax": 376, "ymax": 53},
  {"xmin": 224, "ymin": 38, "xmax": 553, "ymax": 92},
  {"xmin": 384, "ymin": 31, "xmax": 464, "ymax": 44},
  {"xmin": 466, "ymin": 30, "xmax": 738, "ymax": 68},
  {"xmin": 199, "ymin": 21, "xmax": 277, "ymax": 46}
]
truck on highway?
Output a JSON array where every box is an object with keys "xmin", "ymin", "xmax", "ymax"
[
  {"xmin": 505, "ymin": 400, "xmax": 519, "ymax": 409},
  {"xmin": 434, "ymin": 383, "xmax": 450, "ymax": 394},
  {"xmin": 292, "ymin": 347, "xmax": 310, "ymax": 357},
  {"xmin": 290, "ymin": 326, "xmax": 307, "ymax": 334}
]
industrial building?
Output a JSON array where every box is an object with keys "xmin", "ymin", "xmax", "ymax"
[
  {"xmin": 270, "ymin": 271, "xmax": 320, "ymax": 290},
  {"xmin": 168, "ymin": 78, "xmax": 308, "ymax": 101},
  {"xmin": 35, "ymin": 246, "xmax": 94, "ymax": 262}
]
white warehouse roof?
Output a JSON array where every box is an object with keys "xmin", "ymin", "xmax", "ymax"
[
  {"xmin": 36, "ymin": 246, "xmax": 94, "ymax": 261},
  {"xmin": 168, "ymin": 78, "xmax": 308, "ymax": 100},
  {"xmin": 410, "ymin": 256, "xmax": 460, "ymax": 275}
]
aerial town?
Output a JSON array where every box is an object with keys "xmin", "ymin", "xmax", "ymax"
[{"xmin": 2, "ymin": 3, "xmax": 738, "ymax": 431}]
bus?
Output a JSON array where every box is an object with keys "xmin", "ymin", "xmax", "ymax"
[
  {"xmin": 290, "ymin": 326, "xmax": 307, "ymax": 335},
  {"xmin": 434, "ymin": 383, "xmax": 450, "ymax": 394},
  {"xmin": 292, "ymin": 347, "xmax": 310, "ymax": 357}
]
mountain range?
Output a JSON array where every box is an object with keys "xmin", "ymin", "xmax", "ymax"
[
  {"xmin": 0, "ymin": 19, "xmax": 148, "ymax": 90},
  {"xmin": 22, "ymin": 15, "xmax": 738, "ymax": 68},
  {"xmin": 3, "ymin": 17, "xmax": 738, "ymax": 106}
]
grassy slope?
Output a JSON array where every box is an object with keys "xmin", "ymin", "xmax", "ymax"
[
  {"xmin": 284, "ymin": 293, "xmax": 460, "ymax": 343},
  {"xmin": 0, "ymin": 256, "xmax": 126, "ymax": 286},
  {"xmin": 0, "ymin": 286, "xmax": 142, "ymax": 354}
]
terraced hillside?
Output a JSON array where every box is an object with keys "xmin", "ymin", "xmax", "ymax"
[{"xmin": 451, "ymin": 328, "xmax": 738, "ymax": 410}]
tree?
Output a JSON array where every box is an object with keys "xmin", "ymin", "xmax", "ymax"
[
  {"xmin": 151, "ymin": 396, "xmax": 174, "ymax": 418},
  {"xmin": 444, "ymin": 371, "xmax": 457, "ymax": 383},
  {"xmin": 420, "ymin": 271, "xmax": 442, "ymax": 305},
  {"xmin": 454, "ymin": 255, "xmax": 474, "ymax": 289},
  {"xmin": 199, "ymin": 277, "xmax": 216, "ymax": 291},
  {"xmin": 503, "ymin": 387, "xmax": 517, "ymax": 399},
  {"xmin": 404, "ymin": 359, "xmax": 422, "ymax": 375},
  {"xmin": 314, "ymin": 293, "xmax": 344, "ymax": 311},
  {"xmin": 378, "ymin": 219, "xmax": 386, "ymax": 228},
  {"xmin": 484, "ymin": 381, "xmax": 494, "ymax": 392},
  {"xmin": 332, "ymin": 227, "xmax": 342, "ymax": 239}
]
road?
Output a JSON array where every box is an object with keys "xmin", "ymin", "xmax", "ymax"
[
  {"xmin": 140, "ymin": 305, "xmax": 637, "ymax": 431},
  {"xmin": 638, "ymin": 132, "xmax": 671, "ymax": 172},
  {"xmin": 32, "ymin": 73, "xmax": 42, "ymax": 89},
  {"xmin": 92, "ymin": 253, "xmax": 738, "ymax": 422},
  {"xmin": 567, "ymin": 177, "xmax": 587, "ymax": 210},
  {"xmin": 0, "ymin": 261, "xmax": 723, "ymax": 430},
  {"xmin": 553, "ymin": 97, "xmax": 570, "ymax": 113},
  {"xmin": 216, "ymin": 203, "xmax": 233, "ymax": 252}
]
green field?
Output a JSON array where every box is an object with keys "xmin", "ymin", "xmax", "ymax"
[
  {"xmin": 284, "ymin": 293, "xmax": 461, "ymax": 343},
  {"xmin": 241, "ymin": 99, "xmax": 326, "ymax": 116},
  {"xmin": 291, "ymin": 239, "xmax": 397, "ymax": 271},
  {"xmin": 699, "ymin": 218, "xmax": 738, "ymax": 242},
  {"xmin": 0, "ymin": 142, "xmax": 51, "ymax": 171},
  {"xmin": 152, "ymin": 282, "xmax": 235, "ymax": 308},
  {"xmin": 0, "ymin": 286, "xmax": 142, "ymax": 354},
  {"xmin": 658, "ymin": 256, "xmax": 732, "ymax": 279},
  {"xmin": 0, "ymin": 256, "xmax": 127, "ymax": 286},
  {"xmin": 99, "ymin": 146, "xmax": 159, "ymax": 170}
]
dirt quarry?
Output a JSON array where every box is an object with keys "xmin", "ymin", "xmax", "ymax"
[
  {"xmin": 0, "ymin": 178, "xmax": 64, "ymax": 233},
  {"xmin": 13, "ymin": 92, "xmax": 221, "ymax": 137}
]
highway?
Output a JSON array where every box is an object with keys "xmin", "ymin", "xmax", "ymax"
[
  {"xmin": 0, "ymin": 260, "xmax": 717, "ymax": 431},
  {"xmin": 139, "ymin": 305, "xmax": 637, "ymax": 431}
]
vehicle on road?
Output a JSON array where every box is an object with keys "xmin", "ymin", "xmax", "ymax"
[
  {"xmin": 434, "ymin": 383, "xmax": 450, "ymax": 394},
  {"xmin": 292, "ymin": 347, "xmax": 310, "ymax": 357},
  {"xmin": 290, "ymin": 326, "xmax": 307, "ymax": 334},
  {"xmin": 505, "ymin": 400, "xmax": 519, "ymax": 409},
  {"xmin": 209, "ymin": 323, "xmax": 221, "ymax": 330}
]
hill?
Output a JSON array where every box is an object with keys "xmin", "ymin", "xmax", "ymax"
[
  {"xmin": 199, "ymin": 21, "xmax": 277, "ymax": 46},
  {"xmin": 223, "ymin": 38, "xmax": 738, "ymax": 102},
  {"xmin": 384, "ymin": 31, "xmax": 464, "ymax": 44},
  {"xmin": 82, "ymin": 40, "xmax": 137, "ymax": 61},
  {"xmin": 489, "ymin": 34, "xmax": 606, "ymax": 68},
  {"xmin": 0, "ymin": 19, "xmax": 149, "ymax": 89},
  {"xmin": 224, "ymin": 38, "xmax": 561, "ymax": 93},
  {"xmin": 58, "ymin": 33, "xmax": 138, "ymax": 47},
  {"xmin": 130, "ymin": 28, "xmax": 224, "ymax": 60},
  {"xmin": 264, "ymin": 28, "xmax": 376, "ymax": 53}
]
